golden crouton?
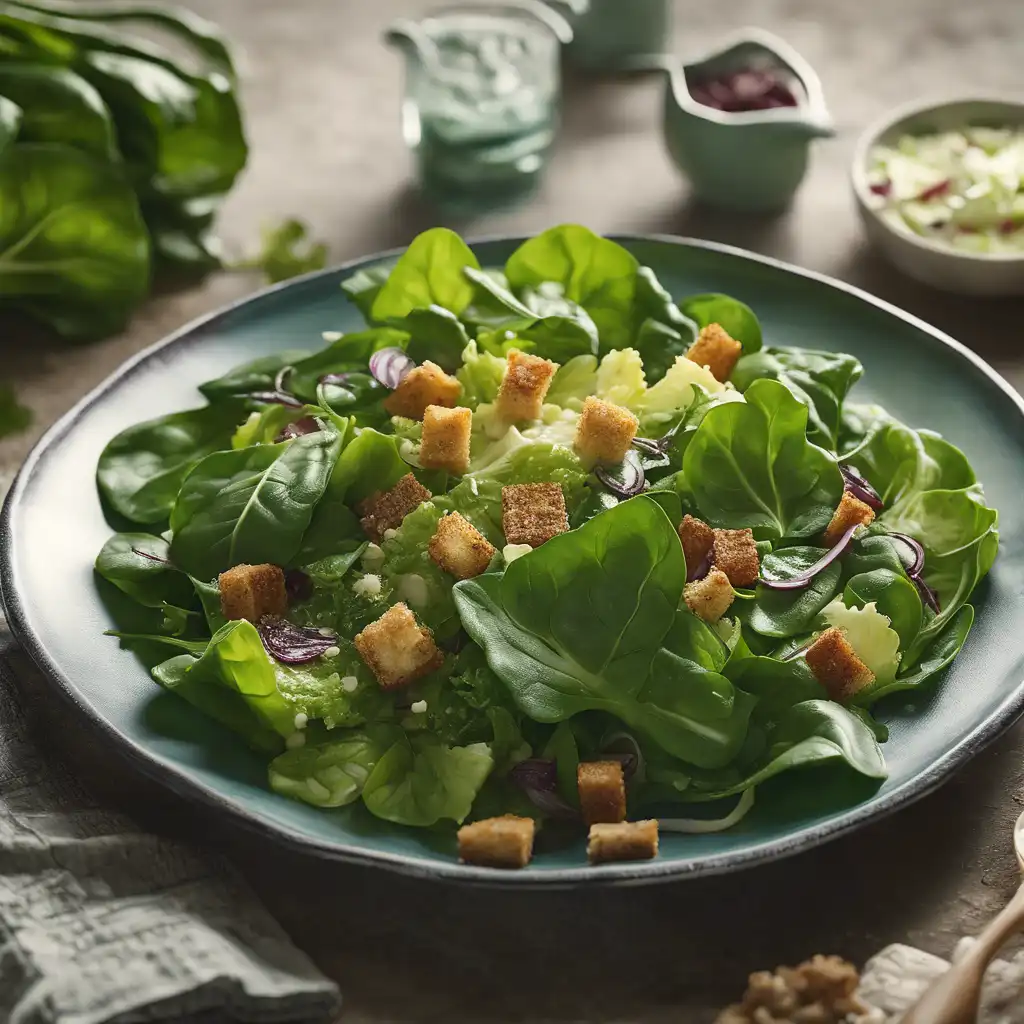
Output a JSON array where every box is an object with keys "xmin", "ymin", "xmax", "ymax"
[
  {"xmin": 684, "ymin": 568, "xmax": 735, "ymax": 623},
  {"xmin": 679, "ymin": 515, "xmax": 715, "ymax": 577},
  {"xmin": 822, "ymin": 490, "xmax": 876, "ymax": 546},
  {"xmin": 577, "ymin": 761, "xmax": 627, "ymax": 825},
  {"xmin": 353, "ymin": 602, "xmax": 443, "ymax": 690},
  {"xmin": 587, "ymin": 820, "xmax": 659, "ymax": 864},
  {"xmin": 382, "ymin": 361, "xmax": 462, "ymax": 420},
  {"xmin": 358, "ymin": 473, "xmax": 431, "ymax": 541},
  {"xmin": 501, "ymin": 482, "xmax": 568, "ymax": 547},
  {"xmin": 420, "ymin": 405, "xmax": 471, "ymax": 474},
  {"xmin": 573, "ymin": 396, "xmax": 640, "ymax": 467},
  {"xmin": 218, "ymin": 563, "xmax": 287, "ymax": 622},
  {"xmin": 713, "ymin": 528, "xmax": 760, "ymax": 587},
  {"xmin": 804, "ymin": 627, "xmax": 875, "ymax": 703},
  {"xmin": 428, "ymin": 512, "xmax": 496, "ymax": 580},
  {"xmin": 458, "ymin": 815, "xmax": 535, "ymax": 869},
  {"xmin": 686, "ymin": 323, "xmax": 743, "ymax": 382},
  {"xmin": 495, "ymin": 349, "xmax": 557, "ymax": 422}
]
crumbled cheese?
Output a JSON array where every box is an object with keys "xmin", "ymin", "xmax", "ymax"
[
  {"xmin": 321, "ymin": 330, "xmax": 343, "ymax": 342},
  {"xmin": 293, "ymin": 712, "xmax": 308, "ymax": 730},
  {"xmin": 352, "ymin": 573, "xmax": 382, "ymax": 598},
  {"xmin": 396, "ymin": 573, "xmax": 429, "ymax": 609},
  {"xmin": 341, "ymin": 675, "xmax": 359, "ymax": 693},
  {"xmin": 323, "ymin": 645, "xmax": 340, "ymax": 659},
  {"xmin": 382, "ymin": 528, "xmax": 398, "ymax": 542},
  {"xmin": 503, "ymin": 543, "xmax": 533, "ymax": 564},
  {"xmin": 286, "ymin": 732, "xmax": 306, "ymax": 749},
  {"xmin": 410, "ymin": 700, "xmax": 428, "ymax": 714},
  {"xmin": 318, "ymin": 627, "xmax": 336, "ymax": 637},
  {"xmin": 360, "ymin": 542, "xmax": 385, "ymax": 571}
]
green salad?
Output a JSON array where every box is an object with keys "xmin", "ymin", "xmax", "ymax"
[{"xmin": 94, "ymin": 224, "xmax": 998, "ymax": 866}]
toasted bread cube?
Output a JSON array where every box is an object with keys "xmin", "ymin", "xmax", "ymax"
[
  {"xmin": 353, "ymin": 602, "xmax": 443, "ymax": 690},
  {"xmin": 713, "ymin": 528, "xmax": 760, "ymax": 587},
  {"xmin": 358, "ymin": 473, "xmax": 432, "ymax": 541},
  {"xmin": 577, "ymin": 761, "xmax": 627, "ymax": 825},
  {"xmin": 495, "ymin": 349, "xmax": 557, "ymax": 422},
  {"xmin": 458, "ymin": 815, "xmax": 535, "ymax": 869},
  {"xmin": 573, "ymin": 396, "xmax": 640, "ymax": 467},
  {"xmin": 587, "ymin": 820, "xmax": 659, "ymax": 864},
  {"xmin": 383, "ymin": 361, "xmax": 462, "ymax": 420},
  {"xmin": 679, "ymin": 515, "xmax": 715, "ymax": 577},
  {"xmin": 823, "ymin": 490, "xmax": 876, "ymax": 546},
  {"xmin": 218, "ymin": 563, "xmax": 287, "ymax": 622},
  {"xmin": 684, "ymin": 568, "xmax": 734, "ymax": 623},
  {"xmin": 501, "ymin": 482, "xmax": 568, "ymax": 547},
  {"xmin": 420, "ymin": 405, "xmax": 471, "ymax": 474},
  {"xmin": 805, "ymin": 627, "xmax": 875, "ymax": 703},
  {"xmin": 428, "ymin": 512, "xmax": 496, "ymax": 580},
  {"xmin": 686, "ymin": 323, "xmax": 743, "ymax": 382}
]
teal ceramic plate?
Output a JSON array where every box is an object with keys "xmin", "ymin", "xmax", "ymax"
[{"xmin": 3, "ymin": 236, "xmax": 1023, "ymax": 886}]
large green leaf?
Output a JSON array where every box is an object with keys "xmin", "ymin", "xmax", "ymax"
[
  {"xmin": 0, "ymin": 142, "xmax": 149, "ymax": 340},
  {"xmin": 170, "ymin": 428, "xmax": 342, "ymax": 578},
  {"xmin": 683, "ymin": 378, "xmax": 844, "ymax": 540}
]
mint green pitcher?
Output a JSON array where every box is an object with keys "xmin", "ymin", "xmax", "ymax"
[{"xmin": 659, "ymin": 29, "xmax": 834, "ymax": 212}]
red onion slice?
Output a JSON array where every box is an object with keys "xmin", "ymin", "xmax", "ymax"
[
  {"xmin": 131, "ymin": 547, "xmax": 170, "ymax": 564},
  {"xmin": 759, "ymin": 523, "xmax": 859, "ymax": 591},
  {"xmin": 631, "ymin": 436, "xmax": 664, "ymax": 456},
  {"xmin": 886, "ymin": 532, "xmax": 925, "ymax": 577},
  {"xmin": 284, "ymin": 569, "xmax": 313, "ymax": 603},
  {"xmin": 273, "ymin": 366, "xmax": 295, "ymax": 393},
  {"xmin": 319, "ymin": 372, "xmax": 352, "ymax": 386},
  {"xmin": 276, "ymin": 417, "xmax": 321, "ymax": 442},
  {"xmin": 369, "ymin": 347, "xmax": 415, "ymax": 390},
  {"xmin": 840, "ymin": 465, "xmax": 884, "ymax": 511},
  {"xmin": 918, "ymin": 179, "xmax": 950, "ymax": 201},
  {"xmin": 595, "ymin": 450, "xmax": 645, "ymax": 498},
  {"xmin": 915, "ymin": 577, "xmax": 941, "ymax": 614},
  {"xmin": 509, "ymin": 759, "xmax": 578, "ymax": 819},
  {"xmin": 248, "ymin": 390, "xmax": 305, "ymax": 409},
  {"xmin": 686, "ymin": 549, "xmax": 714, "ymax": 584},
  {"xmin": 258, "ymin": 616, "xmax": 336, "ymax": 663}
]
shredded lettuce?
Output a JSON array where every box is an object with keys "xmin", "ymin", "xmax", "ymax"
[{"xmin": 822, "ymin": 599, "xmax": 901, "ymax": 684}]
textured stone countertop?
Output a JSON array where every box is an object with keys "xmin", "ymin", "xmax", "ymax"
[{"xmin": 3, "ymin": 1, "xmax": 1024, "ymax": 1019}]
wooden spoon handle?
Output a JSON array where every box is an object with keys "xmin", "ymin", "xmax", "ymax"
[{"xmin": 900, "ymin": 882, "xmax": 1024, "ymax": 1024}]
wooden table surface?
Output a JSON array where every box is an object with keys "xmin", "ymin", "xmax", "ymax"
[{"xmin": 3, "ymin": 0, "xmax": 1024, "ymax": 1019}]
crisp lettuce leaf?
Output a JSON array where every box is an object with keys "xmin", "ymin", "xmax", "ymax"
[
  {"xmin": 455, "ymin": 340, "xmax": 506, "ymax": 408},
  {"xmin": 547, "ymin": 354, "xmax": 597, "ymax": 410},
  {"xmin": 596, "ymin": 348, "xmax": 647, "ymax": 409}
]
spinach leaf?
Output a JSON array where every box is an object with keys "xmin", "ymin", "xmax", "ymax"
[
  {"xmin": 298, "ymin": 427, "xmax": 406, "ymax": 564},
  {"xmin": 232, "ymin": 218, "xmax": 327, "ymax": 284},
  {"xmin": 679, "ymin": 292, "xmax": 762, "ymax": 353},
  {"xmin": 745, "ymin": 546, "xmax": 843, "ymax": 638},
  {"xmin": 0, "ymin": 63, "xmax": 117, "ymax": 159},
  {"xmin": 634, "ymin": 318, "xmax": 691, "ymax": 386},
  {"xmin": 97, "ymin": 400, "xmax": 244, "ymax": 524},
  {"xmin": 342, "ymin": 263, "xmax": 393, "ymax": 320},
  {"xmin": 862, "ymin": 604, "xmax": 974, "ymax": 702},
  {"xmin": 454, "ymin": 497, "xmax": 754, "ymax": 769},
  {"xmin": 685, "ymin": 700, "xmax": 886, "ymax": 800},
  {"xmin": 170, "ymin": 428, "xmax": 342, "ymax": 579},
  {"xmin": 95, "ymin": 531, "xmax": 196, "ymax": 633},
  {"xmin": 151, "ymin": 654, "xmax": 284, "ymax": 755},
  {"xmin": 402, "ymin": 305, "xmax": 471, "ymax": 371},
  {"xmin": 370, "ymin": 227, "xmax": 479, "ymax": 321},
  {"xmin": 683, "ymin": 378, "xmax": 844, "ymax": 540},
  {"xmin": 198, "ymin": 350, "xmax": 311, "ymax": 400},
  {"xmin": 0, "ymin": 143, "xmax": 149, "ymax": 339},
  {"xmin": 504, "ymin": 224, "xmax": 639, "ymax": 351},
  {"xmin": 724, "ymin": 657, "xmax": 825, "ymax": 721},
  {"xmin": 842, "ymin": 569, "xmax": 923, "ymax": 652},
  {"xmin": 362, "ymin": 733, "xmax": 494, "ymax": 827},
  {"xmin": 268, "ymin": 725, "xmax": 402, "ymax": 808},
  {"xmin": 0, "ymin": 384, "xmax": 31, "ymax": 439},
  {"xmin": 732, "ymin": 347, "xmax": 863, "ymax": 449}
]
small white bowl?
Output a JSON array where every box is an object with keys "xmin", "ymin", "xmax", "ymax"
[{"xmin": 851, "ymin": 96, "xmax": 1024, "ymax": 297}]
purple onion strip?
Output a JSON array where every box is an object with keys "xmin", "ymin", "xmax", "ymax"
[
  {"xmin": 886, "ymin": 531, "xmax": 925, "ymax": 577},
  {"xmin": 509, "ymin": 759, "xmax": 578, "ymax": 819},
  {"xmin": 273, "ymin": 365, "xmax": 295, "ymax": 393},
  {"xmin": 840, "ymin": 465, "xmax": 884, "ymax": 511},
  {"xmin": 319, "ymin": 372, "xmax": 352, "ymax": 386},
  {"xmin": 686, "ymin": 549, "xmax": 714, "ymax": 584},
  {"xmin": 131, "ymin": 547, "xmax": 170, "ymax": 565},
  {"xmin": 915, "ymin": 577, "xmax": 941, "ymax": 614},
  {"xmin": 248, "ymin": 390, "xmax": 305, "ymax": 409},
  {"xmin": 276, "ymin": 417, "xmax": 321, "ymax": 442},
  {"xmin": 595, "ymin": 450, "xmax": 645, "ymax": 499},
  {"xmin": 759, "ymin": 523, "xmax": 860, "ymax": 591},
  {"xmin": 368, "ymin": 347, "xmax": 416, "ymax": 390},
  {"xmin": 257, "ymin": 616, "xmax": 335, "ymax": 663}
]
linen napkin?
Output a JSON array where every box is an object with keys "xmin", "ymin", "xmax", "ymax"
[{"xmin": 0, "ymin": 472, "xmax": 340, "ymax": 1024}]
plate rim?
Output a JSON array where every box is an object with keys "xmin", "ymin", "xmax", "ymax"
[{"xmin": 3, "ymin": 232, "xmax": 1023, "ymax": 888}]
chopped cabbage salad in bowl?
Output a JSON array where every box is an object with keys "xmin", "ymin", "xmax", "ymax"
[{"xmin": 92, "ymin": 225, "xmax": 999, "ymax": 871}]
